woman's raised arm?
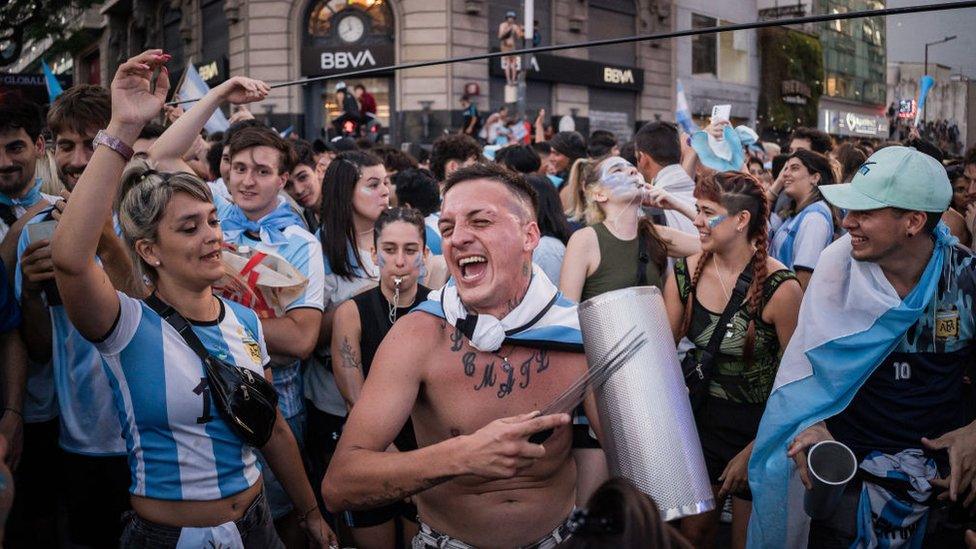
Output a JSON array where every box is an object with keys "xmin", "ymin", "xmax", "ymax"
[{"xmin": 52, "ymin": 50, "xmax": 169, "ymax": 341}]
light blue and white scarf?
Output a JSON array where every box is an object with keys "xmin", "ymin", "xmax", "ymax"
[
  {"xmin": 853, "ymin": 449, "xmax": 936, "ymax": 549},
  {"xmin": 747, "ymin": 224, "xmax": 956, "ymax": 549},
  {"xmin": 414, "ymin": 264, "xmax": 582, "ymax": 353},
  {"xmin": 221, "ymin": 197, "xmax": 304, "ymax": 247},
  {"xmin": 0, "ymin": 178, "xmax": 43, "ymax": 207}
]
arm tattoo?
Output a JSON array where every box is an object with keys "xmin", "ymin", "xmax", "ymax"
[
  {"xmin": 342, "ymin": 476, "xmax": 453, "ymax": 510},
  {"xmin": 339, "ymin": 336, "xmax": 362, "ymax": 370}
]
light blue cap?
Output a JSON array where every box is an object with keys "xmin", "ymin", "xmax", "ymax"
[{"xmin": 820, "ymin": 146, "xmax": 951, "ymax": 212}]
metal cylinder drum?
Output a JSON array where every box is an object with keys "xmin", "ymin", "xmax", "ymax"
[{"xmin": 578, "ymin": 286, "xmax": 714, "ymax": 521}]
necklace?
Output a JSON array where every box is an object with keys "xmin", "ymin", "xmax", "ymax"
[
  {"xmin": 388, "ymin": 277, "xmax": 403, "ymax": 324},
  {"xmin": 712, "ymin": 256, "xmax": 733, "ymax": 299},
  {"xmin": 493, "ymin": 344, "xmax": 516, "ymax": 369}
]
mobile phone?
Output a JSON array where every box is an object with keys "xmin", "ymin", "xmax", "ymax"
[
  {"xmin": 711, "ymin": 104, "xmax": 731, "ymax": 123},
  {"xmin": 27, "ymin": 220, "xmax": 57, "ymax": 244}
]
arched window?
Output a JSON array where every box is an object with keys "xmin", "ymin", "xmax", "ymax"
[{"xmin": 305, "ymin": 0, "xmax": 394, "ymax": 46}]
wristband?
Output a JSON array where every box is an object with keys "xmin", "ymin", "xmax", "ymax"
[
  {"xmin": 93, "ymin": 130, "xmax": 134, "ymax": 162},
  {"xmin": 3, "ymin": 408, "xmax": 22, "ymax": 418}
]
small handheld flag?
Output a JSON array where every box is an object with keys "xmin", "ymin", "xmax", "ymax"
[{"xmin": 41, "ymin": 60, "xmax": 63, "ymax": 103}]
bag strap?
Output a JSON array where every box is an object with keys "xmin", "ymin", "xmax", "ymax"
[
  {"xmin": 702, "ymin": 262, "xmax": 754, "ymax": 358},
  {"xmin": 144, "ymin": 293, "xmax": 213, "ymax": 365},
  {"xmin": 0, "ymin": 204, "xmax": 16, "ymax": 227},
  {"xmin": 636, "ymin": 228, "xmax": 649, "ymax": 286}
]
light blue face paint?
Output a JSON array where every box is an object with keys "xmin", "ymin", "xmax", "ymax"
[
  {"xmin": 377, "ymin": 253, "xmax": 387, "ymax": 269},
  {"xmin": 415, "ymin": 253, "xmax": 428, "ymax": 280},
  {"xmin": 705, "ymin": 214, "xmax": 728, "ymax": 229},
  {"xmin": 599, "ymin": 156, "xmax": 643, "ymax": 196}
]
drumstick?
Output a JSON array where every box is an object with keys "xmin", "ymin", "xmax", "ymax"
[{"xmin": 529, "ymin": 330, "xmax": 647, "ymax": 444}]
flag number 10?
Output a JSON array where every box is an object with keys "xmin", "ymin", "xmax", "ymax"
[{"xmin": 893, "ymin": 361, "xmax": 911, "ymax": 381}]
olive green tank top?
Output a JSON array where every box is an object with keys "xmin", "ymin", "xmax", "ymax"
[{"xmin": 580, "ymin": 223, "xmax": 663, "ymax": 302}]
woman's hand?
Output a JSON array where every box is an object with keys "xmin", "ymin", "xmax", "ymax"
[
  {"xmin": 718, "ymin": 442, "xmax": 753, "ymax": 500},
  {"xmin": 214, "ymin": 76, "xmax": 271, "ymax": 106},
  {"xmin": 641, "ymin": 185, "xmax": 696, "ymax": 221},
  {"xmin": 109, "ymin": 50, "xmax": 171, "ymax": 131},
  {"xmin": 301, "ymin": 510, "xmax": 338, "ymax": 548},
  {"xmin": 706, "ymin": 118, "xmax": 730, "ymax": 140}
]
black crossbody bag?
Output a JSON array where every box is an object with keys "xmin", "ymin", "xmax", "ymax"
[
  {"xmin": 145, "ymin": 294, "xmax": 279, "ymax": 448},
  {"xmin": 680, "ymin": 267, "xmax": 753, "ymax": 412}
]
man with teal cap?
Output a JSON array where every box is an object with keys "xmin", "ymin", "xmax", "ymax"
[{"xmin": 748, "ymin": 146, "xmax": 976, "ymax": 548}]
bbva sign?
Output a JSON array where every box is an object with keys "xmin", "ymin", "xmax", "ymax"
[{"xmin": 301, "ymin": 44, "xmax": 395, "ymax": 77}]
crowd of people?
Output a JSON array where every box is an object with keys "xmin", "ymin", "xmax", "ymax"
[{"xmin": 0, "ymin": 49, "xmax": 975, "ymax": 549}]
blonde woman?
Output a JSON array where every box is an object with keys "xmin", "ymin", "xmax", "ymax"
[
  {"xmin": 50, "ymin": 50, "xmax": 334, "ymax": 548},
  {"xmin": 557, "ymin": 155, "xmax": 699, "ymax": 505},
  {"xmin": 559, "ymin": 155, "xmax": 700, "ymax": 303}
]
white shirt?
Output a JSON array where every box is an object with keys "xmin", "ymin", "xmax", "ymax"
[{"xmin": 651, "ymin": 165, "xmax": 697, "ymax": 236}]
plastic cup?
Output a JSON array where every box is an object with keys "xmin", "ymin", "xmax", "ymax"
[{"xmin": 803, "ymin": 440, "xmax": 858, "ymax": 520}]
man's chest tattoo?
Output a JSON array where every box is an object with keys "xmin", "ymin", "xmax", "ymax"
[{"xmin": 461, "ymin": 348, "xmax": 550, "ymax": 398}]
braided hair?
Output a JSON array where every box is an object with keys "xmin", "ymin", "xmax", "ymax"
[{"xmin": 682, "ymin": 171, "xmax": 770, "ymax": 363}]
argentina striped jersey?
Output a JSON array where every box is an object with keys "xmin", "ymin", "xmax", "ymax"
[{"xmin": 94, "ymin": 292, "xmax": 269, "ymax": 501}]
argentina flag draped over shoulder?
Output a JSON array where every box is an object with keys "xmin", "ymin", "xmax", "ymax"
[
  {"xmin": 747, "ymin": 224, "xmax": 957, "ymax": 549},
  {"xmin": 414, "ymin": 265, "xmax": 583, "ymax": 354}
]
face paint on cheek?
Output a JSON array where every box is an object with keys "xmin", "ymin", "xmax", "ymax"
[
  {"xmin": 377, "ymin": 253, "xmax": 387, "ymax": 269},
  {"xmin": 706, "ymin": 214, "xmax": 728, "ymax": 229},
  {"xmin": 415, "ymin": 254, "xmax": 428, "ymax": 280},
  {"xmin": 602, "ymin": 173, "xmax": 636, "ymax": 193}
]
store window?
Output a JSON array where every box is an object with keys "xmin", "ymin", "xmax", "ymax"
[{"xmin": 692, "ymin": 14, "xmax": 717, "ymax": 76}]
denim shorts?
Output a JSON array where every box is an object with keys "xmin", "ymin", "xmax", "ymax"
[{"xmin": 119, "ymin": 490, "xmax": 284, "ymax": 549}]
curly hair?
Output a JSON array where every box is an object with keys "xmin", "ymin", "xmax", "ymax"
[{"xmin": 683, "ymin": 171, "xmax": 771, "ymax": 363}]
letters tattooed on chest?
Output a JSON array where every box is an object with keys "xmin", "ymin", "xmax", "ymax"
[{"xmin": 461, "ymin": 348, "xmax": 550, "ymax": 398}]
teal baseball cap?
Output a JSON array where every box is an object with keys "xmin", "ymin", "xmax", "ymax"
[{"xmin": 820, "ymin": 146, "xmax": 951, "ymax": 212}]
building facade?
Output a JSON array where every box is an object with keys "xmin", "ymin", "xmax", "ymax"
[
  {"xmin": 673, "ymin": 0, "xmax": 761, "ymax": 126},
  {"xmin": 757, "ymin": 0, "xmax": 888, "ymax": 140},
  {"xmin": 888, "ymin": 61, "xmax": 975, "ymax": 154},
  {"xmin": 8, "ymin": 0, "xmax": 676, "ymax": 147}
]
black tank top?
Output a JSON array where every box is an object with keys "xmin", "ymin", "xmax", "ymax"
[{"xmin": 351, "ymin": 284, "xmax": 431, "ymax": 451}]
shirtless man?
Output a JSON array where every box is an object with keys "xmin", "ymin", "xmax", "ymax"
[
  {"xmin": 323, "ymin": 162, "xmax": 598, "ymax": 548},
  {"xmin": 499, "ymin": 11, "xmax": 523, "ymax": 86}
]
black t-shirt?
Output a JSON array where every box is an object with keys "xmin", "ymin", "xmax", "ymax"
[
  {"xmin": 342, "ymin": 94, "xmax": 360, "ymax": 117},
  {"xmin": 826, "ymin": 245, "xmax": 976, "ymax": 463},
  {"xmin": 351, "ymin": 284, "xmax": 431, "ymax": 451}
]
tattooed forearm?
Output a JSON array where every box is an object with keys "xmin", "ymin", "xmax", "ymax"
[
  {"xmin": 340, "ymin": 476, "xmax": 454, "ymax": 510},
  {"xmin": 339, "ymin": 336, "xmax": 362, "ymax": 370}
]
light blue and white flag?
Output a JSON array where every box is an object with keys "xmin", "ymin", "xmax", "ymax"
[
  {"xmin": 41, "ymin": 60, "xmax": 63, "ymax": 103},
  {"xmin": 675, "ymin": 79, "xmax": 698, "ymax": 135},
  {"xmin": 176, "ymin": 63, "xmax": 230, "ymax": 134},
  {"xmin": 746, "ymin": 224, "xmax": 956, "ymax": 549}
]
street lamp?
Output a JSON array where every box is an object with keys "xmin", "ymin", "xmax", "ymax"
[{"xmin": 923, "ymin": 35, "xmax": 956, "ymax": 122}]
